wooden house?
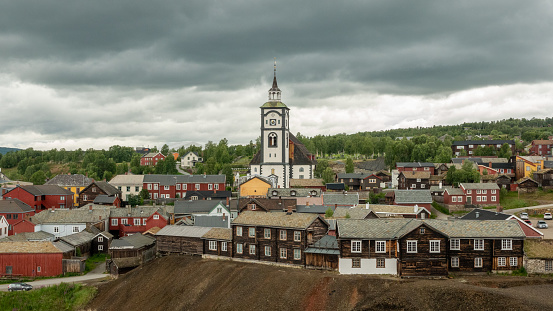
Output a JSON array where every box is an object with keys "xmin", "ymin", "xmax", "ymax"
[
  {"xmin": 393, "ymin": 190, "xmax": 432, "ymax": 209},
  {"xmin": 231, "ymin": 211, "xmax": 329, "ymax": 265},
  {"xmin": 108, "ymin": 234, "xmax": 156, "ymax": 275},
  {"xmin": 238, "ymin": 176, "xmax": 273, "ymax": 197},
  {"xmin": 45, "ymin": 174, "xmax": 93, "ymax": 207},
  {"xmin": 398, "ymin": 171, "xmax": 431, "ymax": 190},
  {"xmin": 336, "ymin": 173, "xmax": 368, "ymax": 191},
  {"xmin": 516, "ymin": 177, "xmax": 539, "ymax": 193},
  {"xmin": 57, "ymin": 230, "xmax": 96, "ymax": 257},
  {"xmin": 396, "ymin": 162, "xmax": 435, "ymax": 174},
  {"xmin": 304, "ymin": 235, "xmax": 340, "ymax": 270},
  {"xmin": 289, "ymin": 178, "xmax": 326, "ymax": 191},
  {"xmin": 0, "ymin": 242, "xmax": 63, "ymax": 277},
  {"xmin": 0, "ymin": 199, "xmax": 35, "ymax": 235},
  {"xmin": 92, "ymin": 231, "xmax": 113, "ymax": 255},
  {"xmin": 237, "ymin": 197, "xmax": 296, "ymax": 213},
  {"xmin": 3, "ymin": 185, "xmax": 74, "ymax": 212},
  {"xmin": 524, "ymin": 239, "xmax": 553, "ymax": 274},
  {"xmin": 534, "ymin": 168, "xmax": 553, "ymax": 190},
  {"xmin": 140, "ymin": 152, "xmax": 166, "ymax": 166},
  {"xmin": 78, "ymin": 181, "xmax": 121, "ymax": 207},
  {"xmin": 359, "ymin": 174, "xmax": 382, "ymax": 191},
  {"xmin": 202, "ymin": 228, "xmax": 233, "ymax": 257},
  {"xmin": 155, "ymin": 225, "xmax": 212, "ymax": 255}
]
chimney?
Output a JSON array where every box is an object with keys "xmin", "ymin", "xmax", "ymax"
[
  {"xmin": 286, "ymin": 205, "xmax": 293, "ymax": 215},
  {"xmin": 489, "ymin": 162, "xmax": 492, "ymax": 168},
  {"xmin": 475, "ymin": 211, "xmax": 480, "ymax": 218},
  {"xmin": 306, "ymin": 202, "xmax": 309, "ymax": 206}
]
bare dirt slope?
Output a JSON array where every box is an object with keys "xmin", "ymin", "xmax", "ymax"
[{"xmin": 87, "ymin": 255, "xmax": 553, "ymax": 311}]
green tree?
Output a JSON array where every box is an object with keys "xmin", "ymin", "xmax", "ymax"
[
  {"xmin": 139, "ymin": 188, "xmax": 151, "ymax": 200},
  {"xmin": 345, "ymin": 158, "xmax": 354, "ymax": 173},
  {"xmin": 322, "ymin": 167, "xmax": 335, "ymax": 184},
  {"xmin": 222, "ymin": 164, "xmax": 234, "ymax": 187},
  {"xmin": 325, "ymin": 208, "xmax": 334, "ymax": 218},
  {"xmin": 161, "ymin": 144, "xmax": 170, "ymax": 156},
  {"xmin": 30, "ymin": 170, "xmax": 47, "ymax": 185},
  {"xmin": 128, "ymin": 194, "xmax": 143, "ymax": 207},
  {"xmin": 314, "ymin": 159, "xmax": 329, "ymax": 178}
]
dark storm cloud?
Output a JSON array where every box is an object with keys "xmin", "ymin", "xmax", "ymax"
[{"xmin": 1, "ymin": 1, "xmax": 552, "ymax": 94}]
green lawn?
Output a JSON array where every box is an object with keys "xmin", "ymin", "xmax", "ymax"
[
  {"xmin": 0, "ymin": 283, "xmax": 96, "ymax": 311},
  {"xmin": 500, "ymin": 191, "xmax": 543, "ymax": 210}
]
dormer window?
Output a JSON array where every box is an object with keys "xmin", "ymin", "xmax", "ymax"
[
  {"xmin": 272, "ymin": 191, "xmax": 278, "ymax": 196},
  {"xmin": 290, "ymin": 191, "xmax": 296, "ymax": 196}
]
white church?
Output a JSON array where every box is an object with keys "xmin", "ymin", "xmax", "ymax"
[{"xmin": 249, "ymin": 63, "xmax": 317, "ymax": 188}]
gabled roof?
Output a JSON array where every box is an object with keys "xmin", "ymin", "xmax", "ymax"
[
  {"xmin": 201, "ymin": 227, "xmax": 232, "ymax": 240},
  {"xmin": 194, "ymin": 215, "xmax": 230, "ymax": 228},
  {"xmin": 394, "ymin": 190, "xmax": 432, "ymax": 204},
  {"xmin": 31, "ymin": 208, "xmax": 110, "ymax": 224},
  {"xmin": 304, "ymin": 235, "xmax": 339, "ymax": 255},
  {"xmin": 0, "ymin": 231, "xmax": 54, "ymax": 242},
  {"xmin": 524, "ymin": 239, "xmax": 553, "ymax": 259},
  {"xmin": 0, "ymin": 241, "xmax": 62, "ymax": 253},
  {"xmin": 333, "ymin": 207, "xmax": 375, "ymax": 219},
  {"xmin": 15, "ymin": 185, "xmax": 74, "ymax": 196},
  {"xmin": 289, "ymin": 133, "xmax": 317, "ymax": 166},
  {"xmin": 232, "ymin": 211, "xmax": 325, "ymax": 230},
  {"xmin": 369, "ymin": 204, "xmax": 428, "ymax": 215},
  {"xmin": 268, "ymin": 188, "xmax": 321, "ymax": 198},
  {"xmin": 444, "ymin": 188, "xmax": 465, "ymax": 196},
  {"xmin": 396, "ymin": 162, "xmax": 435, "ymax": 168},
  {"xmin": 516, "ymin": 177, "xmax": 539, "ymax": 185},
  {"xmin": 0, "ymin": 199, "xmax": 33, "ymax": 213},
  {"xmin": 429, "ymin": 185, "xmax": 452, "ymax": 192},
  {"xmin": 460, "ymin": 183, "xmax": 500, "ymax": 190},
  {"xmin": 325, "ymin": 183, "xmax": 346, "ymax": 190},
  {"xmin": 184, "ymin": 190, "xmax": 231, "ymax": 200},
  {"xmin": 289, "ymin": 179, "xmax": 324, "ymax": 187},
  {"xmin": 460, "ymin": 208, "xmax": 510, "ymax": 220},
  {"xmin": 296, "ymin": 204, "xmax": 330, "ymax": 214},
  {"xmin": 93, "ymin": 195, "xmax": 118, "ymax": 204},
  {"xmin": 142, "ymin": 152, "xmax": 165, "ymax": 158},
  {"xmin": 398, "ymin": 171, "xmax": 431, "ymax": 179},
  {"xmin": 237, "ymin": 198, "xmax": 296, "ymax": 212},
  {"xmin": 110, "ymin": 233, "xmax": 155, "ymax": 249},
  {"xmin": 58, "ymin": 230, "xmax": 96, "ymax": 246},
  {"xmin": 46, "ymin": 174, "xmax": 93, "ymax": 187},
  {"xmin": 174, "ymin": 200, "xmax": 227, "ymax": 214},
  {"xmin": 109, "ymin": 174, "xmax": 145, "ymax": 186},
  {"xmin": 322, "ymin": 193, "xmax": 359, "ymax": 205},
  {"xmin": 337, "ymin": 219, "xmax": 417, "ymax": 239},
  {"xmin": 93, "ymin": 181, "xmax": 121, "ymax": 196},
  {"xmin": 109, "ymin": 207, "xmax": 167, "ymax": 219},
  {"xmin": 143, "ymin": 174, "xmax": 226, "ymax": 184},
  {"xmin": 424, "ymin": 219, "xmax": 525, "ymax": 238},
  {"xmin": 336, "ymin": 173, "xmax": 369, "ymax": 179},
  {"xmin": 52, "ymin": 241, "xmax": 75, "ymax": 253},
  {"xmin": 155, "ymin": 225, "xmax": 212, "ymax": 238}
]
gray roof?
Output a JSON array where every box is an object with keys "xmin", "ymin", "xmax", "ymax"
[
  {"xmin": 231, "ymin": 211, "xmax": 324, "ymax": 230},
  {"xmin": 94, "ymin": 181, "xmax": 121, "ymax": 196},
  {"xmin": 336, "ymin": 173, "xmax": 369, "ymax": 179},
  {"xmin": 17, "ymin": 185, "xmax": 74, "ymax": 196},
  {"xmin": 452, "ymin": 140, "xmax": 514, "ymax": 146},
  {"xmin": 93, "ymin": 195, "xmax": 117, "ymax": 204},
  {"xmin": 394, "ymin": 190, "xmax": 432, "ymax": 204},
  {"xmin": 396, "ymin": 162, "xmax": 435, "ymax": 168},
  {"xmin": 338, "ymin": 219, "xmax": 418, "ymax": 239},
  {"xmin": 31, "ymin": 208, "xmax": 110, "ymax": 224},
  {"xmin": 267, "ymin": 188, "xmax": 321, "ymax": 198},
  {"xmin": 323, "ymin": 193, "xmax": 359, "ymax": 205},
  {"xmin": 0, "ymin": 199, "xmax": 33, "ymax": 213},
  {"xmin": 0, "ymin": 231, "xmax": 54, "ymax": 242},
  {"xmin": 460, "ymin": 208, "xmax": 511, "ymax": 221},
  {"xmin": 174, "ymin": 200, "xmax": 226, "ymax": 214},
  {"xmin": 109, "ymin": 174, "xmax": 144, "ymax": 186},
  {"xmin": 304, "ymin": 235, "xmax": 340, "ymax": 255},
  {"xmin": 46, "ymin": 174, "xmax": 92, "ymax": 187},
  {"xmin": 296, "ymin": 205, "xmax": 330, "ymax": 214},
  {"xmin": 194, "ymin": 215, "xmax": 230, "ymax": 228},
  {"xmin": 95, "ymin": 231, "xmax": 114, "ymax": 240},
  {"xmin": 429, "ymin": 186, "xmax": 452, "ymax": 192},
  {"xmin": 58, "ymin": 230, "xmax": 96, "ymax": 246},
  {"xmin": 52, "ymin": 241, "xmax": 75, "ymax": 253},
  {"xmin": 143, "ymin": 174, "xmax": 226, "ymax": 185},
  {"xmin": 109, "ymin": 207, "xmax": 167, "ymax": 219},
  {"xmin": 333, "ymin": 207, "xmax": 374, "ymax": 219},
  {"xmin": 155, "ymin": 225, "xmax": 212, "ymax": 238},
  {"xmin": 460, "ymin": 183, "xmax": 500, "ymax": 190},
  {"xmin": 110, "ymin": 233, "xmax": 155, "ymax": 250},
  {"xmin": 445, "ymin": 188, "xmax": 465, "ymax": 196}
]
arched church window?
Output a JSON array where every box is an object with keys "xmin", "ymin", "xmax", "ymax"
[
  {"xmin": 299, "ymin": 167, "xmax": 304, "ymax": 172},
  {"xmin": 268, "ymin": 133, "xmax": 277, "ymax": 148}
]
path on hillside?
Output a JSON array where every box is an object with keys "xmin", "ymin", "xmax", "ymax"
[
  {"xmin": 176, "ymin": 164, "xmax": 190, "ymax": 175},
  {"xmin": 0, "ymin": 260, "xmax": 110, "ymax": 292},
  {"xmin": 430, "ymin": 206, "xmax": 449, "ymax": 220}
]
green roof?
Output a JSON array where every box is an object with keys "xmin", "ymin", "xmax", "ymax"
[{"xmin": 261, "ymin": 101, "xmax": 288, "ymax": 108}]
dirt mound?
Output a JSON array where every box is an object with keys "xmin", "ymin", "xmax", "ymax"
[{"xmin": 87, "ymin": 255, "xmax": 553, "ymax": 311}]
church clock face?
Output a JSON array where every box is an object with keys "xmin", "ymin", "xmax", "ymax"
[{"xmin": 270, "ymin": 119, "xmax": 276, "ymax": 126}]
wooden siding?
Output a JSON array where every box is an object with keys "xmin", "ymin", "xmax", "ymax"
[
  {"xmin": 447, "ymin": 239, "xmax": 493, "ymax": 273},
  {"xmin": 156, "ymin": 235, "xmax": 204, "ymax": 255},
  {"xmin": 399, "ymin": 224, "xmax": 448, "ymax": 276},
  {"xmin": 203, "ymin": 240, "xmax": 232, "ymax": 257},
  {"xmin": 0, "ymin": 253, "xmax": 63, "ymax": 277},
  {"xmin": 305, "ymin": 253, "xmax": 339, "ymax": 270}
]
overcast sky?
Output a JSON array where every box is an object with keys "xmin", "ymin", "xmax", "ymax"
[{"xmin": 1, "ymin": 1, "xmax": 552, "ymax": 150}]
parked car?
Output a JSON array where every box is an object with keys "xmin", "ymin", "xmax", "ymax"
[
  {"xmin": 537, "ymin": 220, "xmax": 548, "ymax": 229},
  {"xmin": 520, "ymin": 212, "xmax": 529, "ymax": 220},
  {"xmin": 524, "ymin": 219, "xmax": 532, "ymax": 226},
  {"xmin": 545, "ymin": 213, "xmax": 552, "ymax": 220},
  {"xmin": 7, "ymin": 283, "xmax": 32, "ymax": 291}
]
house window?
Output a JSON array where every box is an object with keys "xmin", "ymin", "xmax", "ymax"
[
  {"xmin": 491, "ymin": 190, "xmax": 497, "ymax": 194},
  {"xmin": 183, "ymin": 184, "xmax": 187, "ymax": 190},
  {"xmin": 177, "ymin": 184, "xmax": 181, "ymax": 190},
  {"xmin": 98, "ymin": 236, "xmax": 104, "ymax": 243},
  {"xmin": 98, "ymin": 245, "xmax": 103, "ymax": 251},
  {"xmin": 467, "ymin": 190, "xmax": 472, "ymax": 194},
  {"xmin": 83, "ymin": 195, "xmax": 88, "ymax": 201},
  {"xmin": 147, "ymin": 184, "xmax": 152, "ymax": 190},
  {"xmin": 135, "ymin": 186, "xmax": 139, "ymax": 192},
  {"xmin": 475, "ymin": 257, "xmax": 483, "ymax": 268},
  {"xmin": 37, "ymin": 266, "xmax": 41, "ymax": 272},
  {"xmin": 222, "ymin": 242, "xmax": 227, "ymax": 252},
  {"xmin": 191, "ymin": 196, "xmax": 199, "ymax": 200},
  {"xmin": 376, "ymin": 241, "xmax": 386, "ymax": 253},
  {"xmin": 153, "ymin": 215, "xmax": 159, "ymax": 220},
  {"xmin": 249, "ymin": 227, "xmax": 255, "ymax": 237},
  {"xmin": 294, "ymin": 249, "xmax": 301, "ymax": 260},
  {"xmin": 127, "ymin": 186, "xmax": 131, "ymax": 192},
  {"xmin": 299, "ymin": 167, "xmax": 304, "ymax": 172},
  {"xmin": 481, "ymin": 196, "xmax": 487, "ymax": 202},
  {"xmin": 474, "ymin": 239, "xmax": 484, "ymax": 250},
  {"xmin": 248, "ymin": 204, "xmax": 256, "ymax": 210},
  {"xmin": 421, "ymin": 184, "xmax": 425, "ymax": 189},
  {"xmin": 452, "ymin": 196, "xmax": 457, "ymax": 202},
  {"xmin": 217, "ymin": 207, "xmax": 222, "ymax": 213},
  {"xmin": 352, "ymin": 258, "xmax": 361, "ymax": 268},
  {"xmin": 208, "ymin": 184, "xmax": 213, "ymax": 190},
  {"xmin": 54, "ymin": 226, "xmax": 59, "ymax": 233},
  {"xmin": 154, "ymin": 184, "xmax": 158, "ymax": 190},
  {"xmin": 376, "ymin": 258, "xmax": 385, "ymax": 268},
  {"xmin": 451, "ymin": 257, "xmax": 459, "ymax": 268},
  {"xmin": 416, "ymin": 178, "xmax": 421, "ymax": 182},
  {"xmin": 482, "ymin": 190, "xmax": 487, "ymax": 194},
  {"xmin": 268, "ymin": 133, "xmax": 278, "ymax": 147},
  {"xmin": 264, "ymin": 228, "xmax": 271, "ymax": 239},
  {"xmin": 545, "ymin": 260, "xmax": 553, "ymax": 271},
  {"xmin": 501, "ymin": 239, "xmax": 512, "ymax": 250},
  {"xmin": 457, "ymin": 196, "xmax": 463, "ymax": 202},
  {"xmin": 236, "ymin": 243, "xmax": 243, "ymax": 254},
  {"xmin": 215, "ymin": 184, "xmax": 219, "ymax": 190},
  {"xmin": 407, "ymin": 241, "xmax": 417, "ymax": 253},
  {"xmin": 134, "ymin": 219, "xmax": 140, "ymax": 225},
  {"xmin": 236, "ymin": 226, "xmax": 242, "ymax": 236},
  {"xmin": 290, "ymin": 191, "xmax": 296, "ymax": 196},
  {"xmin": 265, "ymin": 246, "xmax": 271, "ymax": 256},
  {"xmin": 351, "ymin": 240, "xmax": 362, "ymax": 253},
  {"xmin": 450, "ymin": 239, "xmax": 460, "ymax": 250},
  {"xmin": 121, "ymin": 219, "xmax": 128, "ymax": 225},
  {"xmin": 430, "ymin": 240, "xmax": 440, "ymax": 253},
  {"xmin": 498, "ymin": 257, "xmax": 506, "ymax": 267},
  {"xmin": 111, "ymin": 219, "xmax": 118, "ymax": 226},
  {"xmin": 73, "ymin": 226, "xmax": 79, "ymax": 233},
  {"xmin": 510, "ymin": 257, "xmax": 518, "ymax": 267},
  {"xmin": 195, "ymin": 184, "xmax": 200, "ymax": 190},
  {"xmin": 420, "ymin": 228, "xmax": 425, "ymax": 234},
  {"xmin": 60, "ymin": 196, "xmax": 65, "ymax": 200},
  {"xmin": 411, "ymin": 184, "xmax": 416, "ymax": 188},
  {"xmin": 294, "ymin": 231, "xmax": 301, "ymax": 242},
  {"xmin": 476, "ymin": 196, "xmax": 482, "ymax": 202},
  {"xmin": 209, "ymin": 241, "xmax": 217, "ymax": 251},
  {"xmin": 249, "ymin": 245, "xmax": 256, "ymax": 255},
  {"xmin": 280, "ymin": 230, "xmax": 287, "ymax": 240},
  {"xmin": 92, "ymin": 187, "xmax": 96, "ymax": 192},
  {"xmin": 491, "ymin": 196, "xmax": 497, "ymax": 202},
  {"xmin": 279, "ymin": 248, "xmax": 287, "ymax": 259},
  {"xmin": 143, "ymin": 218, "xmax": 147, "ymax": 225}
]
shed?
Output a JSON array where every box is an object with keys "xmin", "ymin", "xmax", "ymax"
[
  {"xmin": 0, "ymin": 241, "xmax": 63, "ymax": 277},
  {"xmin": 304, "ymin": 235, "xmax": 340, "ymax": 270},
  {"xmin": 155, "ymin": 225, "xmax": 212, "ymax": 255}
]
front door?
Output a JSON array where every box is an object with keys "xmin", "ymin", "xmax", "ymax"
[{"xmin": 467, "ymin": 196, "xmax": 472, "ymax": 204}]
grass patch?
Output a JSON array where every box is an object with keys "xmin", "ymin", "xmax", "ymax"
[
  {"xmin": 497, "ymin": 267, "xmax": 528, "ymax": 277},
  {"xmin": 431, "ymin": 201, "xmax": 450, "ymax": 215},
  {"xmin": 500, "ymin": 190, "xmax": 551, "ymax": 210},
  {"xmin": 0, "ymin": 283, "xmax": 97, "ymax": 311},
  {"xmin": 84, "ymin": 253, "xmax": 108, "ymax": 273}
]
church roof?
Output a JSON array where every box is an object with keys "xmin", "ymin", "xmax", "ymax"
[
  {"xmin": 260, "ymin": 101, "xmax": 288, "ymax": 108},
  {"xmin": 249, "ymin": 133, "xmax": 316, "ymax": 166}
]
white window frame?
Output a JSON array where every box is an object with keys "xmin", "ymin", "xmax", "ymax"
[
  {"xmin": 147, "ymin": 183, "xmax": 152, "ymax": 190},
  {"xmin": 98, "ymin": 245, "xmax": 103, "ymax": 251},
  {"xmin": 98, "ymin": 236, "xmax": 104, "ymax": 243},
  {"xmin": 249, "ymin": 227, "xmax": 255, "ymax": 237},
  {"xmin": 545, "ymin": 260, "xmax": 553, "ymax": 271},
  {"xmin": 450, "ymin": 239, "xmax": 460, "ymax": 250},
  {"xmin": 121, "ymin": 218, "xmax": 128, "ymax": 225},
  {"xmin": 143, "ymin": 218, "xmax": 147, "ymax": 225},
  {"xmin": 492, "ymin": 196, "xmax": 497, "ymax": 202},
  {"xmin": 54, "ymin": 226, "xmax": 59, "ymax": 233},
  {"xmin": 236, "ymin": 243, "xmax": 243, "ymax": 254},
  {"xmin": 236, "ymin": 226, "xmax": 242, "ymax": 236},
  {"xmin": 209, "ymin": 240, "xmax": 217, "ymax": 251},
  {"xmin": 475, "ymin": 257, "xmax": 483, "ymax": 268},
  {"xmin": 352, "ymin": 258, "xmax": 361, "ymax": 268},
  {"xmin": 509, "ymin": 257, "xmax": 518, "ymax": 267},
  {"xmin": 164, "ymin": 186, "xmax": 169, "ymax": 190},
  {"xmin": 265, "ymin": 246, "xmax": 271, "ymax": 256},
  {"xmin": 501, "ymin": 239, "xmax": 512, "ymax": 250},
  {"xmin": 154, "ymin": 184, "xmax": 158, "ymax": 190},
  {"xmin": 351, "ymin": 240, "xmax": 362, "ymax": 253},
  {"xmin": 153, "ymin": 214, "xmax": 159, "ymax": 220},
  {"xmin": 376, "ymin": 241, "xmax": 386, "ymax": 253},
  {"xmin": 474, "ymin": 239, "xmax": 484, "ymax": 250},
  {"xmin": 279, "ymin": 248, "xmax": 287, "ymax": 259},
  {"xmin": 264, "ymin": 228, "xmax": 271, "ymax": 239},
  {"xmin": 451, "ymin": 257, "xmax": 459, "ymax": 268},
  {"xmin": 208, "ymin": 184, "xmax": 213, "ymax": 190},
  {"xmin": 498, "ymin": 257, "xmax": 506, "ymax": 267},
  {"xmin": 280, "ymin": 230, "xmax": 287, "ymax": 241},
  {"xmin": 176, "ymin": 184, "xmax": 181, "ymax": 190},
  {"xmin": 293, "ymin": 248, "xmax": 301, "ymax": 260},
  {"xmin": 452, "ymin": 196, "xmax": 457, "ymax": 202},
  {"xmin": 195, "ymin": 184, "xmax": 200, "ymax": 190},
  {"xmin": 73, "ymin": 226, "xmax": 79, "ymax": 233},
  {"xmin": 430, "ymin": 240, "xmax": 440, "ymax": 253},
  {"xmin": 183, "ymin": 184, "xmax": 187, "ymax": 190},
  {"xmin": 111, "ymin": 219, "xmax": 118, "ymax": 226},
  {"xmin": 215, "ymin": 184, "xmax": 219, "ymax": 190},
  {"xmin": 249, "ymin": 244, "xmax": 256, "ymax": 255},
  {"xmin": 294, "ymin": 231, "xmax": 301, "ymax": 242},
  {"xmin": 222, "ymin": 242, "xmax": 227, "ymax": 252},
  {"xmin": 407, "ymin": 241, "xmax": 417, "ymax": 253}
]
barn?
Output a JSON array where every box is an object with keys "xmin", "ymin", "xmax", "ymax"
[{"xmin": 0, "ymin": 241, "xmax": 63, "ymax": 277}]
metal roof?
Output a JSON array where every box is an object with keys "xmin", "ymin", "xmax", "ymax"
[{"xmin": 174, "ymin": 200, "xmax": 226, "ymax": 214}]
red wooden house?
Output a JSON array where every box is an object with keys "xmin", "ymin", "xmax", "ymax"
[
  {"xmin": 12, "ymin": 219, "xmax": 36, "ymax": 235},
  {"xmin": 2, "ymin": 185, "xmax": 73, "ymax": 212},
  {"xmin": 143, "ymin": 174, "xmax": 226, "ymax": 200},
  {"xmin": 108, "ymin": 207, "xmax": 168, "ymax": 237},
  {"xmin": 459, "ymin": 183, "xmax": 499, "ymax": 206},
  {"xmin": 529, "ymin": 140, "xmax": 553, "ymax": 156},
  {"xmin": 396, "ymin": 162, "xmax": 435, "ymax": 175},
  {"xmin": 140, "ymin": 152, "xmax": 166, "ymax": 166},
  {"xmin": 0, "ymin": 242, "xmax": 63, "ymax": 277},
  {"xmin": 0, "ymin": 199, "xmax": 35, "ymax": 235}
]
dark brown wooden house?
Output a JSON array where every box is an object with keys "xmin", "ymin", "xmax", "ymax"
[
  {"xmin": 237, "ymin": 198, "xmax": 296, "ymax": 213},
  {"xmin": 78, "ymin": 181, "xmax": 121, "ymax": 207},
  {"xmin": 359, "ymin": 174, "xmax": 382, "ymax": 191},
  {"xmin": 155, "ymin": 225, "xmax": 212, "ymax": 255},
  {"xmin": 108, "ymin": 233, "xmax": 156, "ymax": 275},
  {"xmin": 202, "ymin": 228, "xmax": 232, "ymax": 257},
  {"xmin": 516, "ymin": 177, "xmax": 539, "ymax": 193},
  {"xmin": 534, "ymin": 168, "xmax": 553, "ymax": 190},
  {"xmin": 398, "ymin": 222, "xmax": 449, "ymax": 277},
  {"xmin": 398, "ymin": 171, "xmax": 431, "ymax": 190},
  {"xmin": 231, "ymin": 211, "xmax": 329, "ymax": 266},
  {"xmin": 304, "ymin": 235, "xmax": 339, "ymax": 270},
  {"xmin": 92, "ymin": 231, "xmax": 113, "ymax": 255}
]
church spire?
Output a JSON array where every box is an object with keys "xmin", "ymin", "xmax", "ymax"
[{"xmin": 268, "ymin": 58, "xmax": 281, "ymax": 102}]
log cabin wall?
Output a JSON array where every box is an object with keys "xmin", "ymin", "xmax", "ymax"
[
  {"xmin": 399, "ymin": 224, "xmax": 448, "ymax": 276},
  {"xmin": 203, "ymin": 240, "xmax": 232, "ymax": 257},
  {"xmin": 447, "ymin": 239, "xmax": 493, "ymax": 272},
  {"xmin": 492, "ymin": 239, "xmax": 524, "ymax": 271}
]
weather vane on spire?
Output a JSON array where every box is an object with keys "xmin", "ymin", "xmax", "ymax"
[{"xmin": 274, "ymin": 57, "xmax": 277, "ymax": 77}]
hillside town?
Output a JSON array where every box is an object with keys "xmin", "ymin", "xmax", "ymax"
[{"xmin": 0, "ymin": 69, "xmax": 552, "ymax": 281}]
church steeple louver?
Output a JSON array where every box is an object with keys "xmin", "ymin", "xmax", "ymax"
[{"xmin": 268, "ymin": 58, "xmax": 281, "ymax": 102}]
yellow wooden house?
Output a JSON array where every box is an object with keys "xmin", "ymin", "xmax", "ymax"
[
  {"xmin": 239, "ymin": 176, "xmax": 273, "ymax": 198},
  {"xmin": 45, "ymin": 174, "xmax": 93, "ymax": 207}
]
